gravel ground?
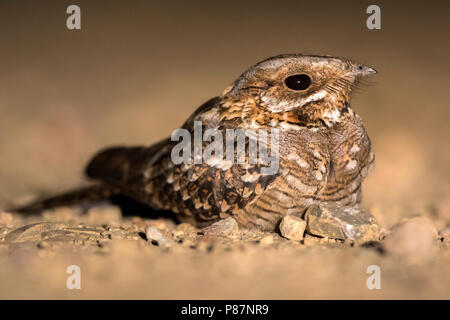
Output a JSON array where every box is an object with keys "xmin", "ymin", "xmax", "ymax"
[{"xmin": 1, "ymin": 200, "xmax": 449, "ymax": 299}]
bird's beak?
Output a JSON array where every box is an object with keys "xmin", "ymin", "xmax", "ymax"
[{"xmin": 356, "ymin": 65, "xmax": 377, "ymax": 76}]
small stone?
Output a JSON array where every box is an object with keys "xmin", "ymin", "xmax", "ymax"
[
  {"xmin": 5, "ymin": 222, "xmax": 66, "ymax": 243},
  {"xmin": 172, "ymin": 230, "xmax": 185, "ymax": 238},
  {"xmin": 383, "ymin": 216, "xmax": 437, "ymax": 258},
  {"xmin": 439, "ymin": 228, "xmax": 450, "ymax": 239},
  {"xmin": 379, "ymin": 228, "xmax": 390, "ymax": 240},
  {"xmin": 145, "ymin": 226, "xmax": 174, "ymax": 248},
  {"xmin": 146, "ymin": 219, "xmax": 175, "ymax": 231},
  {"xmin": 259, "ymin": 234, "xmax": 274, "ymax": 245},
  {"xmin": 279, "ymin": 215, "xmax": 306, "ymax": 241},
  {"xmin": 0, "ymin": 212, "xmax": 14, "ymax": 228},
  {"xmin": 305, "ymin": 203, "xmax": 380, "ymax": 241},
  {"xmin": 202, "ymin": 217, "xmax": 239, "ymax": 238}
]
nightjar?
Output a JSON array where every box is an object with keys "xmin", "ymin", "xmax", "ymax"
[{"xmin": 15, "ymin": 54, "xmax": 377, "ymax": 231}]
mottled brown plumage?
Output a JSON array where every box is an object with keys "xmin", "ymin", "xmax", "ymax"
[{"xmin": 15, "ymin": 54, "xmax": 377, "ymax": 231}]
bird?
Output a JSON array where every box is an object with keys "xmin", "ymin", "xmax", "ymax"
[{"xmin": 13, "ymin": 54, "xmax": 377, "ymax": 231}]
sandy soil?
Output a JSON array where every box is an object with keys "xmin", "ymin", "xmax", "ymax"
[{"xmin": 1, "ymin": 201, "xmax": 449, "ymax": 299}]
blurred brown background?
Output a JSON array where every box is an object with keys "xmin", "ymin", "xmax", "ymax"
[{"xmin": 0, "ymin": 0, "xmax": 449, "ymax": 224}]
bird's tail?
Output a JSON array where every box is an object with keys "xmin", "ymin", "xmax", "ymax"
[{"xmin": 8, "ymin": 184, "xmax": 120, "ymax": 214}]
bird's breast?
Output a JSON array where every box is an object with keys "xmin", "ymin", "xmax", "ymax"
[{"xmin": 277, "ymin": 115, "xmax": 373, "ymax": 204}]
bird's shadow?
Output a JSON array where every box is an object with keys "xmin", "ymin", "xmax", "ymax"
[{"xmin": 108, "ymin": 194, "xmax": 181, "ymax": 223}]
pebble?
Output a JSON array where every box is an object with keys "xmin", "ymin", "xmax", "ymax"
[
  {"xmin": 146, "ymin": 219, "xmax": 175, "ymax": 231},
  {"xmin": 5, "ymin": 222, "xmax": 66, "ymax": 243},
  {"xmin": 383, "ymin": 216, "xmax": 437, "ymax": 258},
  {"xmin": 279, "ymin": 215, "xmax": 306, "ymax": 241},
  {"xmin": 439, "ymin": 228, "xmax": 450, "ymax": 239},
  {"xmin": 259, "ymin": 234, "xmax": 274, "ymax": 245},
  {"xmin": 305, "ymin": 203, "xmax": 380, "ymax": 241},
  {"xmin": 172, "ymin": 230, "xmax": 185, "ymax": 238},
  {"xmin": 202, "ymin": 217, "xmax": 239, "ymax": 238},
  {"xmin": 145, "ymin": 226, "xmax": 174, "ymax": 248},
  {"xmin": 0, "ymin": 212, "xmax": 13, "ymax": 228}
]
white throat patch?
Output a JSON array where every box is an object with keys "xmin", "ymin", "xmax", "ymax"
[
  {"xmin": 322, "ymin": 108, "xmax": 342, "ymax": 126},
  {"xmin": 263, "ymin": 89, "xmax": 328, "ymax": 113}
]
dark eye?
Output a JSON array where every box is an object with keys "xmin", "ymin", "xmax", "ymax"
[{"xmin": 284, "ymin": 74, "xmax": 311, "ymax": 91}]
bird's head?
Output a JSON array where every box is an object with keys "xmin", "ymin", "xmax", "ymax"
[{"xmin": 224, "ymin": 54, "xmax": 376, "ymax": 126}]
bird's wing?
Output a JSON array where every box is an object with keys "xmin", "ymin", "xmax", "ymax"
[{"xmin": 85, "ymin": 97, "xmax": 281, "ymax": 224}]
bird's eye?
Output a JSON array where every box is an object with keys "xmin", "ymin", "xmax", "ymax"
[{"xmin": 284, "ymin": 74, "xmax": 311, "ymax": 91}]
